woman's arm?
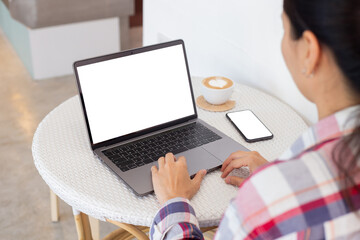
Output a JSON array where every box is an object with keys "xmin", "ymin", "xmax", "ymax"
[
  {"xmin": 150, "ymin": 153, "xmax": 206, "ymax": 239},
  {"xmin": 150, "ymin": 198, "xmax": 204, "ymax": 240}
]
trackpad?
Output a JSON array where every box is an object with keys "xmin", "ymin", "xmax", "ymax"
[
  {"xmin": 175, "ymin": 148, "xmax": 222, "ymax": 176},
  {"xmin": 203, "ymin": 139, "xmax": 249, "ymax": 163}
]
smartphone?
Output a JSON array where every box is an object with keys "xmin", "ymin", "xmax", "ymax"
[{"xmin": 226, "ymin": 110, "xmax": 273, "ymax": 143}]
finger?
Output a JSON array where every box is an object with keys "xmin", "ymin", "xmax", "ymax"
[
  {"xmin": 151, "ymin": 166, "xmax": 158, "ymax": 184},
  {"xmin": 221, "ymin": 151, "xmax": 248, "ymax": 172},
  {"xmin": 191, "ymin": 169, "xmax": 207, "ymax": 194},
  {"xmin": 221, "ymin": 161, "xmax": 236, "ymax": 178},
  {"xmin": 192, "ymin": 169, "xmax": 207, "ymax": 185},
  {"xmin": 165, "ymin": 152, "xmax": 175, "ymax": 165},
  {"xmin": 221, "ymin": 151, "xmax": 243, "ymax": 172},
  {"xmin": 221, "ymin": 158, "xmax": 250, "ymax": 178},
  {"xmin": 225, "ymin": 176, "xmax": 245, "ymax": 187},
  {"xmin": 177, "ymin": 156, "xmax": 187, "ymax": 167},
  {"xmin": 158, "ymin": 157, "xmax": 165, "ymax": 169},
  {"xmin": 151, "ymin": 165, "xmax": 158, "ymax": 174}
]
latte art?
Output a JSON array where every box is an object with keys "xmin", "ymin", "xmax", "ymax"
[
  {"xmin": 209, "ymin": 79, "xmax": 228, "ymax": 88},
  {"xmin": 203, "ymin": 77, "xmax": 233, "ymax": 90}
]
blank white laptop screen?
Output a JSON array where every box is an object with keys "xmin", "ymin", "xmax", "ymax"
[{"xmin": 77, "ymin": 44, "xmax": 195, "ymax": 144}]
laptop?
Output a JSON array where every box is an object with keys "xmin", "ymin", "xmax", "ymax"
[{"xmin": 73, "ymin": 40, "xmax": 249, "ymax": 196}]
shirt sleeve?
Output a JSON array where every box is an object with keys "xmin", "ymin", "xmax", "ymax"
[{"xmin": 150, "ymin": 197, "xmax": 204, "ymax": 240}]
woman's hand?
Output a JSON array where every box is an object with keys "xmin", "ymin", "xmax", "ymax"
[
  {"xmin": 220, "ymin": 151, "xmax": 269, "ymax": 187},
  {"xmin": 151, "ymin": 153, "xmax": 207, "ymax": 205}
]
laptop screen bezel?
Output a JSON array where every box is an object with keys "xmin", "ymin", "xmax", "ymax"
[{"xmin": 73, "ymin": 40, "xmax": 198, "ymax": 150}]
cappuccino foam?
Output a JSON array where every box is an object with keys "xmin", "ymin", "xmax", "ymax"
[
  {"xmin": 209, "ymin": 79, "xmax": 228, "ymax": 88},
  {"xmin": 203, "ymin": 77, "xmax": 233, "ymax": 90}
]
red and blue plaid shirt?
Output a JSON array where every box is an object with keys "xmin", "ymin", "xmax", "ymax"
[{"xmin": 150, "ymin": 105, "xmax": 360, "ymax": 240}]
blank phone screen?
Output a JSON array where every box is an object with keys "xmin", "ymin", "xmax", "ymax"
[{"xmin": 227, "ymin": 110, "xmax": 272, "ymax": 140}]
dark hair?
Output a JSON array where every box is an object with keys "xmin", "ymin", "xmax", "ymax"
[{"xmin": 283, "ymin": 0, "xmax": 360, "ymax": 210}]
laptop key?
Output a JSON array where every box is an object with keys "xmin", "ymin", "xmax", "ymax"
[
  {"xmin": 138, "ymin": 151, "xmax": 147, "ymax": 157},
  {"xmin": 103, "ymin": 151, "xmax": 114, "ymax": 157},
  {"xmin": 128, "ymin": 164, "xmax": 136, "ymax": 169},
  {"xmin": 133, "ymin": 152, "xmax": 141, "ymax": 157},
  {"xmin": 185, "ymin": 143, "xmax": 197, "ymax": 150},
  {"xmin": 132, "ymin": 157, "xmax": 142, "ymax": 162},
  {"xmin": 163, "ymin": 149, "xmax": 170, "ymax": 154},
  {"xmin": 201, "ymin": 138, "xmax": 212, "ymax": 144},
  {"xmin": 214, "ymin": 135, "xmax": 222, "ymax": 140},
  {"xmin": 171, "ymin": 147, "xmax": 188, "ymax": 155},
  {"xmin": 117, "ymin": 160, "xmax": 132, "ymax": 167},
  {"xmin": 135, "ymin": 161, "xmax": 145, "ymax": 167},
  {"xmin": 154, "ymin": 155, "xmax": 164, "ymax": 161},
  {"xmin": 113, "ymin": 157, "xmax": 127, "ymax": 163},
  {"xmin": 143, "ymin": 159, "xmax": 153, "ymax": 164},
  {"xmin": 153, "ymin": 150, "xmax": 163, "ymax": 156},
  {"xmin": 108, "ymin": 155, "xmax": 121, "ymax": 160},
  {"xmin": 120, "ymin": 166, "xmax": 129, "ymax": 172}
]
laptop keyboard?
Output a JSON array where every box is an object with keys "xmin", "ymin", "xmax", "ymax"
[{"xmin": 102, "ymin": 123, "xmax": 222, "ymax": 172}]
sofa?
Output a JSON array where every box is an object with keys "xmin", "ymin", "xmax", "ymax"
[{"xmin": 0, "ymin": 0, "xmax": 134, "ymax": 79}]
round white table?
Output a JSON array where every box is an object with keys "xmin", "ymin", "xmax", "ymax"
[{"xmin": 32, "ymin": 77, "xmax": 308, "ymax": 238}]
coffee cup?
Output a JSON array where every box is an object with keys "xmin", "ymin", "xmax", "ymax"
[{"xmin": 201, "ymin": 76, "xmax": 234, "ymax": 105}]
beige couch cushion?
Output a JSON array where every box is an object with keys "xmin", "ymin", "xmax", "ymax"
[{"xmin": 8, "ymin": 0, "xmax": 134, "ymax": 29}]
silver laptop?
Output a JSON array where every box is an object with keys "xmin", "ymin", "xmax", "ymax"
[{"xmin": 74, "ymin": 40, "xmax": 249, "ymax": 196}]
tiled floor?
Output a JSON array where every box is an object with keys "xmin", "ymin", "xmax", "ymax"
[{"xmin": 0, "ymin": 27, "xmax": 142, "ymax": 239}]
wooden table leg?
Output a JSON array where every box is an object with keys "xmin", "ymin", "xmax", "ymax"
[
  {"xmin": 73, "ymin": 209, "xmax": 93, "ymax": 240},
  {"xmin": 106, "ymin": 219, "xmax": 149, "ymax": 240},
  {"xmin": 201, "ymin": 226, "xmax": 217, "ymax": 240},
  {"xmin": 89, "ymin": 216, "xmax": 100, "ymax": 240},
  {"xmin": 200, "ymin": 226, "xmax": 217, "ymax": 232},
  {"xmin": 50, "ymin": 189, "xmax": 59, "ymax": 222}
]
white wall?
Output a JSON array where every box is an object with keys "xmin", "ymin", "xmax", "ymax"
[{"xmin": 143, "ymin": 0, "xmax": 317, "ymax": 124}]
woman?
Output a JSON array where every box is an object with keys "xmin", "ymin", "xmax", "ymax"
[{"xmin": 150, "ymin": 0, "xmax": 360, "ymax": 239}]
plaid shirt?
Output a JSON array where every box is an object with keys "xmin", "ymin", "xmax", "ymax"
[{"xmin": 150, "ymin": 105, "xmax": 360, "ymax": 240}]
